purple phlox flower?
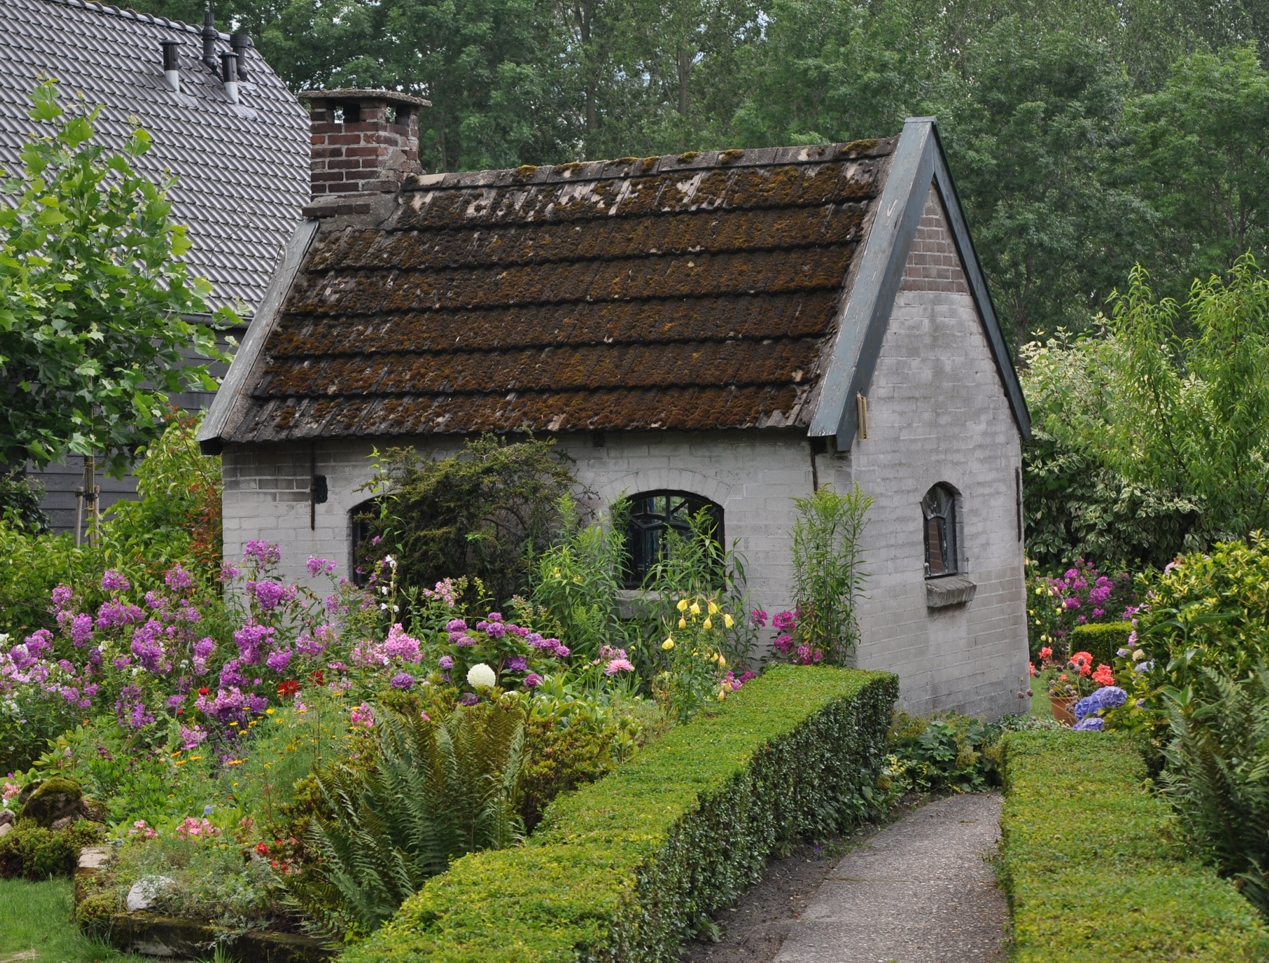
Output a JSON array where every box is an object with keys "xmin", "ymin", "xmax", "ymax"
[
  {"xmin": 750, "ymin": 608, "xmax": 769, "ymax": 628},
  {"xmin": 25, "ymin": 629, "xmax": 53, "ymax": 658},
  {"xmin": 351, "ymin": 638, "xmax": 388, "ymax": 667},
  {"xmin": 253, "ymin": 580, "xmax": 296, "ymax": 611},
  {"xmin": 1076, "ymin": 615, "xmax": 1087, "ymax": 625},
  {"xmin": 219, "ymin": 658, "xmax": 249, "ymax": 688},
  {"xmin": 523, "ymin": 673, "xmax": 543, "ymax": 689},
  {"xmin": 130, "ymin": 620, "xmax": 169, "ymax": 674},
  {"xmin": 246, "ymin": 693, "xmax": 268, "ymax": 714},
  {"xmin": 101, "ymin": 570, "xmax": 131, "ymax": 593},
  {"xmin": 390, "ymin": 672, "xmax": 415, "ymax": 690},
  {"xmin": 112, "ymin": 655, "xmax": 133, "ymax": 672},
  {"xmin": 59, "ymin": 685, "xmax": 79, "ymax": 705},
  {"xmin": 383, "ymin": 624, "xmax": 422, "ymax": 662},
  {"xmin": 446, "ymin": 618, "xmax": 468, "ymax": 633},
  {"xmin": 1064, "ymin": 598, "xmax": 1081, "ymax": 610},
  {"xmin": 51, "ymin": 584, "xmax": 74, "ymax": 609},
  {"xmin": 115, "ymin": 683, "xmax": 153, "ymax": 730},
  {"xmin": 604, "ymin": 658, "xmax": 635, "ymax": 675},
  {"xmin": 175, "ymin": 602, "xmax": 201, "ymax": 624},
  {"xmin": 57, "ymin": 659, "xmax": 75, "ymax": 676},
  {"xmin": 234, "ymin": 623, "xmax": 275, "ymax": 665},
  {"xmin": 1122, "ymin": 605, "xmax": 1140, "ymax": 619},
  {"xmin": 772, "ymin": 633, "xmax": 795, "ymax": 655},
  {"xmin": 165, "ymin": 565, "xmax": 195, "ymax": 592},
  {"xmin": 96, "ymin": 599, "xmax": 144, "ymax": 630},
  {"xmin": 503, "ymin": 655, "xmax": 529, "ymax": 672},
  {"xmin": 69, "ymin": 613, "xmax": 93, "ymax": 647},
  {"xmin": 194, "ymin": 637, "xmax": 216, "ymax": 660},
  {"xmin": 244, "ymin": 540, "xmax": 282, "ymax": 565},
  {"xmin": 307, "ymin": 556, "xmax": 338, "ymax": 578},
  {"xmin": 1091, "ymin": 608, "xmax": 1105, "ymax": 619},
  {"xmin": 296, "ymin": 629, "xmax": 327, "ymax": 658},
  {"xmin": 221, "ymin": 562, "xmax": 242, "ymax": 582},
  {"xmin": 772, "ymin": 610, "xmax": 798, "ymax": 632},
  {"xmin": 458, "ymin": 692, "xmax": 479, "ymax": 706},
  {"xmin": 266, "ymin": 648, "xmax": 293, "ymax": 673},
  {"xmin": 165, "ymin": 694, "xmax": 185, "ymax": 710},
  {"xmin": 371, "ymin": 535, "xmax": 383, "ymax": 546},
  {"xmin": 1073, "ymin": 717, "xmax": 1105, "ymax": 731},
  {"xmin": 438, "ymin": 655, "xmax": 454, "ymax": 670},
  {"xmin": 180, "ymin": 725, "xmax": 207, "ymax": 750},
  {"xmin": 325, "ymin": 594, "xmax": 340, "ymax": 614}
]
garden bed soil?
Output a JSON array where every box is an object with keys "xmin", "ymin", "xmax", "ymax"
[{"xmin": 681, "ymin": 794, "xmax": 930, "ymax": 963}]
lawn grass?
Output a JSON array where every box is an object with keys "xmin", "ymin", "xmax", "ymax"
[
  {"xmin": 0, "ymin": 877, "xmax": 149, "ymax": 963},
  {"xmin": 1029, "ymin": 673, "xmax": 1047, "ymax": 718}
]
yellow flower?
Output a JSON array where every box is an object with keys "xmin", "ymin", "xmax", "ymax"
[
  {"xmin": 707, "ymin": 600, "xmax": 719, "ymax": 615},
  {"xmin": 1036, "ymin": 585, "xmax": 1045, "ymax": 595},
  {"xmin": 677, "ymin": 598, "xmax": 689, "ymax": 612},
  {"xmin": 678, "ymin": 617, "xmax": 687, "ymax": 629},
  {"xmin": 717, "ymin": 689, "xmax": 727, "ymax": 701},
  {"xmin": 266, "ymin": 708, "xmax": 275, "ymax": 715},
  {"xmin": 689, "ymin": 602, "xmax": 701, "ymax": 616},
  {"xmin": 717, "ymin": 654, "xmax": 726, "ymax": 667},
  {"xmin": 702, "ymin": 616, "xmax": 713, "ymax": 630},
  {"xmin": 662, "ymin": 636, "xmax": 675, "ymax": 650},
  {"xmin": 723, "ymin": 613, "xmax": 734, "ymax": 629}
]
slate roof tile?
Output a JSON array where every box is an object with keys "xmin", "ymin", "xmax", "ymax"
[{"xmin": 0, "ymin": 0, "xmax": 308, "ymax": 313}]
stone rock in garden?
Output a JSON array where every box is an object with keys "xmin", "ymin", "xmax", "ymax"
[
  {"xmin": 19, "ymin": 776, "xmax": 83, "ymax": 828},
  {"xmin": 50, "ymin": 814, "xmax": 82, "ymax": 831},
  {"xmin": 0, "ymin": 808, "xmax": 14, "ymax": 826},
  {"xmin": 127, "ymin": 875, "xmax": 176, "ymax": 913},
  {"xmin": 81, "ymin": 798, "xmax": 108, "ymax": 823},
  {"xmin": 0, "ymin": 822, "xmax": 10, "ymax": 839}
]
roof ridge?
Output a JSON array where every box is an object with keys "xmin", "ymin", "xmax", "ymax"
[
  {"xmin": 32, "ymin": 0, "xmax": 232, "ymax": 39},
  {"xmin": 401, "ymin": 137, "xmax": 896, "ymax": 193}
]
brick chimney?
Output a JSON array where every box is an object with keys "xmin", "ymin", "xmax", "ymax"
[{"xmin": 301, "ymin": 89, "xmax": 431, "ymax": 209}]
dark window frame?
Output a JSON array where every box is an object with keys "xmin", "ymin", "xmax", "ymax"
[
  {"xmin": 922, "ymin": 484, "xmax": 958, "ymax": 578},
  {"xmin": 349, "ymin": 497, "xmax": 382, "ymax": 587},
  {"xmin": 623, "ymin": 490, "xmax": 723, "ymax": 590}
]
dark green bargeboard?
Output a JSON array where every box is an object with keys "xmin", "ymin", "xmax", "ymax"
[
  {"xmin": 343, "ymin": 664, "xmax": 898, "ymax": 963},
  {"xmin": 1000, "ymin": 730, "xmax": 1269, "ymax": 962}
]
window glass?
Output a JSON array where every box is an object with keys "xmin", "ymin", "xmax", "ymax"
[
  {"xmin": 623, "ymin": 490, "xmax": 722, "ymax": 589},
  {"xmin": 922, "ymin": 485, "xmax": 957, "ymax": 577}
]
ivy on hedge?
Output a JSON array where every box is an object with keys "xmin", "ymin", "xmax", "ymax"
[
  {"xmin": 1000, "ymin": 730, "xmax": 1269, "ymax": 962},
  {"xmin": 344, "ymin": 664, "xmax": 898, "ymax": 963}
]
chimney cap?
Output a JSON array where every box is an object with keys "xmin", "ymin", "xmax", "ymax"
[
  {"xmin": 230, "ymin": 32, "xmax": 253, "ymax": 48},
  {"xmin": 301, "ymin": 88, "xmax": 431, "ymax": 109}
]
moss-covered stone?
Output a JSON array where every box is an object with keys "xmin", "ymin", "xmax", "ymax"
[{"xmin": 20, "ymin": 776, "xmax": 83, "ymax": 828}]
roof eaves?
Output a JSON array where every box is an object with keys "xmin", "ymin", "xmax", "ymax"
[{"xmin": 197, "ymin": 218, "xmax": 320, "ymax": 454}]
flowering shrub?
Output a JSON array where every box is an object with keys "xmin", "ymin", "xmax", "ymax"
[
  {"xmin": 652, "ymin": 595, "xmax": 751, "ymax": 721},
  {"xmin": 1026, "ymin": 558, "xmax": 1139, "ymax": 661}
]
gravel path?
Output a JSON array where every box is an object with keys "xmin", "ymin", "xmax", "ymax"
[{"xmin": 772, "ymin": 792, "xmax": 1007, "ymax": 963}]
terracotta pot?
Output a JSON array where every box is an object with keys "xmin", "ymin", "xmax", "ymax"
[{"xmin": 1050, "ymin": 694, "xmax": 1077, "ymax": 726}]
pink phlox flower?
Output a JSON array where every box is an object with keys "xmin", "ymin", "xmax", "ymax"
[
  {"xmin": 306, "ymin": 556, "xmax": 338, "ymax": 578},
  {"xmin": 750, "ymin": 608, "xmax": 769, "ymax": 628},
  {"xmin": 253, "ymin": 580, "xmax": 296, "ymax": 611},
  {"xmin": 180, "ymin": 725, "xmax": 207, "ymax": 750},
  {"xmin": 2, "ymin": 781, "xmax": 20, "ymax": 803},
  {"xmin": 129, "ymin": 819, "xmax": 158, "ymax": 840},
  {"xmin": 221, "ymin": 562, "xmax": 242, "ymax": 581},
  {"xmin": 266, "ymin": 648, "xmax": 293, "ymax": 673},
  {"xmin": 383, "ymin": 624, "xmax": 422, "ymax": 663},
  {"xmin": 234, "ymin": 623, "xmax": 275, "ymax": 665},
  {"xmin": 101, "ymin": 570, "xmax": 130, "ymax": 593},
  {"xmin": 772, "ymin": 610, "xmax": 798, "ymax": 632},
  {"xmin": 51, "ymin": 584, "xmax": 74, "ymax": 610},
  {"xmin": 96, "ymin": 599, "xmax": 144, "ymax": 630},
  {"xmin": 244, "ymin": 540, "xmax": 282, "ymax": 565},
  {"xmin": 165, "ymin": 565, "xmax": 195, "ymax": 592},
  {"xmin": 69, "ymin": 613, "xmax": 93, "ymax": 647},
  {"xmin": 350, "ymin": 703, "xmax": 375, "ymax": 729}
]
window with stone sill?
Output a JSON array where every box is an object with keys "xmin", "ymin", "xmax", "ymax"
[
  {"xmin": 922, "ymin": 484, "xmax": 958, "ymax": 578},
  {"xmin": 622, "ymin": 490, "xmax": 723, "ymax": 590}
]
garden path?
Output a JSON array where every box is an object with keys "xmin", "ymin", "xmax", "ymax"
[{"xmin": 773, "ymin": 792, "xmax": 1006, "ymax": 963}]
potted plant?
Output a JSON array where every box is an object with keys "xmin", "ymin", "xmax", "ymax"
[{"xmin": 1034, "ymin": 647, "xmax": 1108, "ymax": 725}]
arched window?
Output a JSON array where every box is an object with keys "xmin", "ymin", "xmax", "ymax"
[
  {"xmin": 922, "ymin": 484, "xmax": 958, "ymax": 578},
  {"xmin": 623, "ymin": 490, "xmax": 723, "ymax": 589}
]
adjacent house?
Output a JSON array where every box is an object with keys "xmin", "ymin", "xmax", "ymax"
[
  {"xmin": 200, "ymin": 90, "xmax": 1032, "ymax": 718},
  {"xmin": 0, "ymin": 0, "xmax": 309, "ymax": 531}
]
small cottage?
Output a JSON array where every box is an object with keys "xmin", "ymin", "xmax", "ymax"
[{"xmin": 200, "ymin": 90, "xmax": 1032, "ymax": 718}]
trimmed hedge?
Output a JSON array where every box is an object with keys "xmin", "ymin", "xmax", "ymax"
[
  {"xmin": 1000, "ymin": 730, "xmax": 1269, "ymax": 962},
  {"xmin": 345, "ymin": 664, "xmax": 897, "ymax": 963},
  {"xmin": 1069, "ymin": 620, "xmax": 1132, "ymax": 667}
]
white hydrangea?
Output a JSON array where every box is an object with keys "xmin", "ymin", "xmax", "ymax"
[{"xmin": 466, "ymin": 663, "xmax": 496, "ymax": 688}]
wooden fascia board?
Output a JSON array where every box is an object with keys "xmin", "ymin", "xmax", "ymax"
[{"xmin": 196, "ymin": 218, "xmax": 321, "ymax": 455}]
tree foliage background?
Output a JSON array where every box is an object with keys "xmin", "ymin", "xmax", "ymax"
[{"xmin": 126, "ymin": 0, "xmax": 1269, "ymax": 346}]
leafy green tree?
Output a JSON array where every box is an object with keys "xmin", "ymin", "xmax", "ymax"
[
  {"xmin": 0, "ymin": 81, "xmax": 230, "ymax": 477},
  {"xmin": 1129, "ymin": 45, "xmax": 1269, "ymax": 302}
]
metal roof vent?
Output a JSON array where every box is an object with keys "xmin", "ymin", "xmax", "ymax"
[
  {"xmin": 230, "ymin": 33, "xmax": 251, "ymax": 82},
  {"xmin": 160, "ymin": 39, "xmax": 181, "ymax": 93},
  {"xmin": 201, "ymin": 5, "xmax": 218, "ymax": 69},
  {"xmin": 220, "ymin": 52, "xmax": 240, "ymax": 103}
]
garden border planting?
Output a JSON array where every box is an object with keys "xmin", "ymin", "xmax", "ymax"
[
  {"xmin": 999, "ymin": 729, "xmax": 1269, "ymax": 962},
  {"xmin": 344, "ymin": 664, "xmax": 898, "ymax": 963}
]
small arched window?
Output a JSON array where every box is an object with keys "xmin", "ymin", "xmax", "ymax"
[
  {"xmin": 922, "ymin": 484, "xmax": 958, "ymax": 578},
  {"xmin": 350, "ymin": 497, "xmax": 382, "ymax": 587},
  {"xmin": 623, "ymin": 490, "xmax": 723, "ymax": 589}
]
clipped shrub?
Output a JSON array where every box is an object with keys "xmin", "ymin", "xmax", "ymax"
[
  {"xmin": 0, "ymin": 820, "xmax": 104, "ymax": 880},
  {"xmin": 1069, "ymin": 620, "xmax": 1132, "ymax": 668},
  {"xmin": 887, "ymin": 711, "xmax": 1003, "ymax": 793},
  {"xmin": 343, "ymin": 665, "xmax": 897, "ymax": 963},
  {"xmin": 999, "ymin": 729, "xmax": 1269, "ymax": 962}
]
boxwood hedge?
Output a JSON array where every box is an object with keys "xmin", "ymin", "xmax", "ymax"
[
  {"xmin": 1000, "ymin": 729, "xmax": 1269, "ymax": 962},
  {"xmin": 1068, "ymin": 620, "xmax": 1132, "ymax": 668},
  {"xmin": 344, "ymin": 664, "xmax": 898, "ymax": 963}
]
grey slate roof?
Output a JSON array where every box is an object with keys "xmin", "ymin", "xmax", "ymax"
[{"xmin": 0, "ymin": 0, "xmax": 309, "ymax": 314}]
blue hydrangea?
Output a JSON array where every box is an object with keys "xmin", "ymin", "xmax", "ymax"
[
  {"xmin": 1073, "ymin": 717, "xmax": 1105, "ymax": 731},
  {"xmin": 1073, "ymin": 685, "xmax": 1128, "ymax": 722}
]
